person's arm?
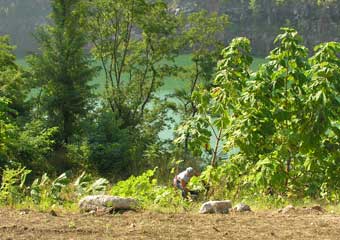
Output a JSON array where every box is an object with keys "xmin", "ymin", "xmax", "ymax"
[{"xmin": 180, "ymin": 179, "xmax": 189, "ymax": 192}]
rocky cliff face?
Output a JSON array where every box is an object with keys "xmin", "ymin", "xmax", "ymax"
[
  {"xmin": 172, "ymin": 0, "xmax": 340, "ymax": 56},
  {"xmin": 0, "ymin": 0, "xmax": 50, "ymax": 55},
  {"xmin": 1, "ymin": 0, "xmax": 340, "ymax": 56}
]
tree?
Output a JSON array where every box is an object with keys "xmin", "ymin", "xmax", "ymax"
[
  {"xmin": 232, "ymin": 28, "xmax": 310, "ymax": 193},
  {"xmin": 0, "ymin": 35, "xmax": 28, "ymax": 117},
  {"xmin": 0, "ymin": 95, "xmax": 56, "ymax": 175},
  {"xmin": 0, "ymin": 35, "xmax": 56, "ymax": 174},
  {"xmin": 83, "ymin": 0, "xmax": 178, "ymax": 128},
  {"xmin": 181, "ymin": 28, "xmax": 340, "ymax": 199},
  {"xmin": 80, "ymin": 0, "xmax": 180, "ymax": 177},
  {"xmin": 302, "ymin": 41, "xmax": 340, "ymax": 198},
  {"xmin": 175, "ymin": 37, "xmax": 252, "ymax": 167},
  {"xmin": 172, "ymin": 10, "xmax": 228, "ymax": 162},
  {"xmin": 0, "ymin": 97, "xmax": 16, "ymax": 168},
  {"xmin": 28, "ymin": 0, "xmax": 97, "ymax": 146},
  {"xmin": 227, "ymin": 28, "xmax": 340, "ymax": 197}
]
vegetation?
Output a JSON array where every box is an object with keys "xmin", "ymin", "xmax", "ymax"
[
  {"xmin": 171, "ymin": 10, "xmax": 228, "ymax": 165},
  {"xmin": 177, "ymin": 28, "xmax": 340, "ymax": 202},
  {"xmin": 0, "ymin": 36, "xmax": 56, "ymax": 174},
  {"xmin": 0, "ymin": 167, "xmax": 110, "ymax": 210},
  {"xmin": 0, "ymin": 0, "xmax": 339, "ymax": 213},
  {"xmin": 28, "ymin": 0, "xmax": 97, "ymax": 148}
]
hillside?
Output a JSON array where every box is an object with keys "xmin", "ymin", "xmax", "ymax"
[
  {"xmin": 1, "ymin": 0, "xmax": 340, "ymax": 55},
  {"xmin": 0, "ymin": 0, "xmax": 50, "ymax": 55},
  {"xmin": 172, "ymin": 0, "xmax": 340, "ymax": 55}
]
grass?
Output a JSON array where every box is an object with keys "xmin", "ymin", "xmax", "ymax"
[
  {"xmin": 233, "ymin": 194, "xmax": 340, "ymax": 213},
  {"xmin": 7, "ymin": 191, "xmax": 340, "ymax": 215}
]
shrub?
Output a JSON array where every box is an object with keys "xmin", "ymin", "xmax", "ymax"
[
  {"xmin": 0, "ymin": 167, "xmax": 31, "ymax": 205},
  {"xmin": 110, "ymin": 168, "xmax": 183, "ymax": 209}
]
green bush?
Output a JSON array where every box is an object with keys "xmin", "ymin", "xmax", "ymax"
[
  {"xmin": 0, "ymin": 167, "xmax": 110, "ymax": 210},
  {"xmin": 0, "ymin": 167, "xmax": 31, "ymax": 205},
  {"xmin": 110, "ymin": 168, "xmax": 183, "ymax": 209},
  {"xmin": 74, "ymin": 171, "xmax": 109, "ymax": 196},
  {"xmin": 30, "ymin": 171, "xmax": 110, "ymax": 206}
]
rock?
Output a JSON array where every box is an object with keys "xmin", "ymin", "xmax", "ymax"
[
  {"xmin": 49, "ymin": 210, "xmax": 58, "ymax": 217},
  {"xmin": 233, "ymin": 203, "xmax": 251, "ymax": 212},
  {"xmin": 278, "ymin": 205, "xmax": 325, "ymax": 215},
  {"xmin": 19, "ymin": 209, "xmax": 30, "ymax": 215},
  {"xmin": 279, "ymin": 205, "xmax": 295, "ymax": 214},
  {"xmin": 79, "ymin": 195, "xmax": 138, "ymax": 213},
  {"xmin": 130, "ymin": 223, "xmax": 136, "ymax": 228},
  {"xmin": 88, "ymin": 210, "xmax": 96, "ymax": 215},
  {"xmin": 199, "ymin": 200, "xmax": 232, "ymax": 214},
  {"xmin": 310, "ymin": 205, "xmax": 324, "ymax": 213}
]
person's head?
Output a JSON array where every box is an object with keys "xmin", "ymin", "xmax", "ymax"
[{"xmin": 186, "ymin": 167, "xmax": 194, "ymax": 176}]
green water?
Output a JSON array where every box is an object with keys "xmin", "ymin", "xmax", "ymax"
[{"xmin": 18, "ymin": 55, "xmax": 266, "ymax": 96}]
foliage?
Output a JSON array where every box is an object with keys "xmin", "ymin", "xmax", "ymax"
[
  {"xmin": 15, "ymin": 120, "xmax": 57, "ymax": 174},
  {"xmin": 85, "ymin": 108, "xmax": 138, "ymax": 180},
  {"xmin": 0, "ymin": 97, "xmax": 56, "ymax": 171},
  {"xmin": 28, "ymin": 0, "xmax": 97, "ymax": 145},
  {"xmin": 0, "ymin": 167, "xmax": 31, "ymax": 206},
  {"xmin": 182, "ymin": 28, "xmax": 340, "ymax": 201},
  {"xmin": 110, "ymin": 168, "xmax": 182, "ymax": 208},
  {"xmin": 171, "ymin": 10, "xmax": 228, "ymax": 164},
  {"xmin": 30, "ymin": 172, "xmax": 69, "ymax": 205},
  {"xmin": 79, "ymin": 0, "xmax": 182, "ymax": 179},
  {"xmin": 30, "ymin": 171, "xmax": 109, "ymax": 205},
  {"xmin": 82, "ymin": 0, "xmax": 178, "ymax": 128},
  {"xmin": 175, "ymin": 37, "xmax": 252, "ymax": 167},
  {"xmin": 0, "ymin": 97, "xmax": 16, "ymax": 168},
  {"xmin": 143, "ymin": 142, "xmax": 174, "ymax": 183},
  {"xmin": 0, "ymin": 34, "xmax": 57, "ymax": 173},
  {"xmin": 65, "ymin": 141, "xmax": 91, "ymax": 172},
  {"xmin": 0, "ymin": 167, "xmax": 109, "ymax": 210},
  {"xmin": 0, "ymin": 167, "xmax": 187, "ymax": 212},
  {"xmin": 1, "ymin": 0, "xmax": 340, "ymax": 207},
  {"xmin": 0, "ymin": 35, "xmax": 28, "ymax": 115},
  {"xmin": 187, "ymin": 160, "xmax": 245, "ymax": 200}
]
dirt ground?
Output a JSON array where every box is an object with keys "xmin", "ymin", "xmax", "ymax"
[{"xmin": 1, "ymin": 207, "xmax": 340, "ymax": 240}]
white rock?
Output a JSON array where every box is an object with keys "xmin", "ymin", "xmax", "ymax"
[
  {"xmin": 199, "ymin": 200, "xmax": 232, "ymax": 214},
  {"xmin": 279, "ymin": 205, "xmax": 295, "ymax": 214},
  {"xmin": 233, "ymin": 203, "xmax": 251, "ymax": 212},
  {"xmin": 79, "ymin": 195, "xmax": 138, "ymax": 212}
]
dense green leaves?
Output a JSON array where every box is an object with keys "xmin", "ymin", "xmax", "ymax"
[
  {"xmin": 110, "ymin": 168, "xmax": 182, "ymax": 208},
  {"xmin": 2, "ymin": 0, "xmax": 340, "ymax": 204},
  {"xmin": 172, "ymin": 10, "xmax": 228, "ymax": 165},
  {"xmin": 28, "ymin": 0, "xmax": 97, "ymax": 145},
  {"xmin": 0, "ymin": 36, "xmax": 28, "ymax": 116},
  {"xmin": 184, "ymin": 28, "xmax": 340, "ymax": 200},
  {"xmin": 82, "ymin": 0, "xmax": 178, "ymax": 126},
  {"xmin": 0, "ymin": 38, "xmax": 55, "ymax": 171},
  {"xmin": 175, "ymin": 37, "xmax": 252, "ymax": 167},
  {"xmin": 0, "ymin": 167, "xmax": 31, "ymax": 205}
]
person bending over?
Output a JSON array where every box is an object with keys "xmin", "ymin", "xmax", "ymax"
[{"xmin": 173, "ymin": 167, "xmax": 199, "ymax": 199}]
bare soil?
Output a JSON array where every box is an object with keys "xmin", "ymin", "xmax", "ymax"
[{"xmin": 1, "ymin": 207, "xmax": 340, "ymax": 240}]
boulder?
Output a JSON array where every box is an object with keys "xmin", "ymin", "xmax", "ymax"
[
  {"xmin": 199, "ymin": 200, "xmax": 232, "ymax": 214},
  {"xmin": 278, "ymin": 205, "xmax": 325, "ymax": 215},
  {"xmin": 233, "ymin": 203, "xmax": 251, "ymax": 212},
  {"xmin": 79, "ymin": 195, "xmax": 138, "ymax": 213},
  {"xmin": 310, "ymin": 205, "xmax": 324, "ymax": 213},
  {"xmin": 278, "ymin": 205, "xmax": 295, "ymax": 214}
]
